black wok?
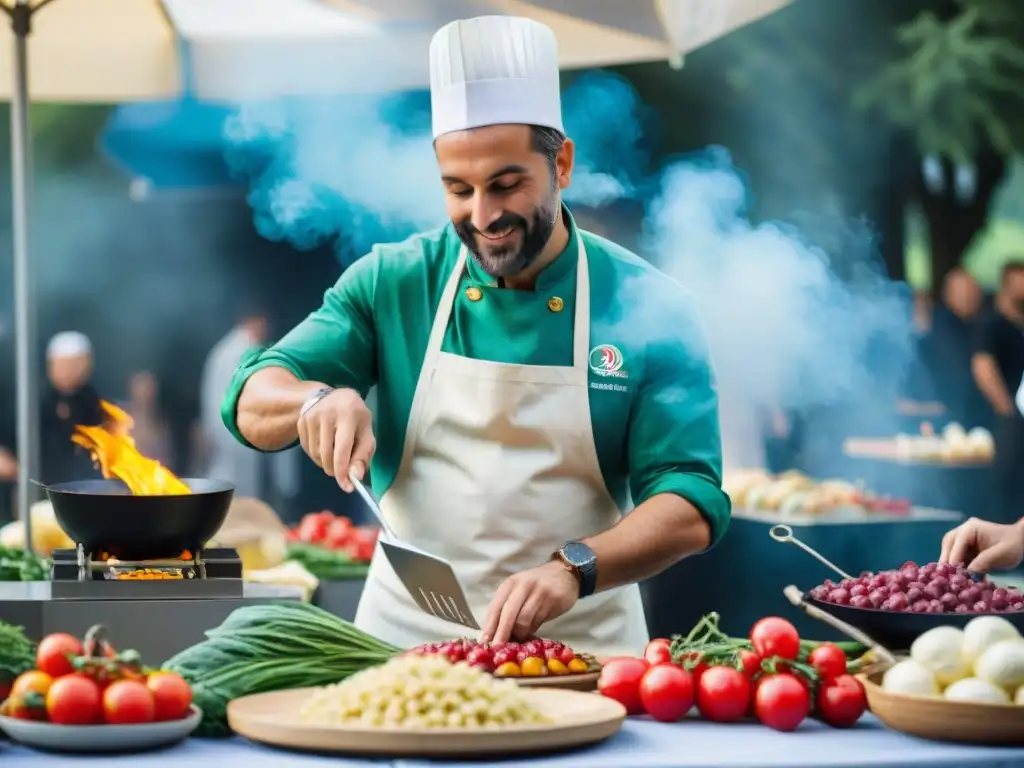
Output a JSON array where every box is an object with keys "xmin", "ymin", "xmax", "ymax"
[
  {"xmin": 805, "ymin": 596, "xmax": 1024, "ymax": 651},
  {"xmin": 45, "ymin": 478, "xmax": 234, "ymax": 561}
]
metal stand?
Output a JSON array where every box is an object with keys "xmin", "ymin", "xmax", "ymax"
[{"xmin": 1, "ymin": 0, "xmax": 58, "ymax": 552}]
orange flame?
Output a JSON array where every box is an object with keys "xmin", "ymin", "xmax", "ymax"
[{"xmin": 72, "ymin": 400, "xmax": 191, "ymax": 496}]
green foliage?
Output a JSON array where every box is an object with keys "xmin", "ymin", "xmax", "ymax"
[{"xmin": 854, "ymin": 0, "xmax": 1024, "ymax": 161}]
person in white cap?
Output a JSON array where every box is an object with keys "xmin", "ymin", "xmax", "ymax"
[
  {"xmin": 40, "ymin": 331, "xmax": 105, "ymax": 483},
  {"xmin": 223, "ymin": 16, "xmax": 729, "ymax": 655}
]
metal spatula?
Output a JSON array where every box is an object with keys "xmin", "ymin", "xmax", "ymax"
[{"xmin": 349, "ymin": 472, "xmax": 479, "ymax": 630}]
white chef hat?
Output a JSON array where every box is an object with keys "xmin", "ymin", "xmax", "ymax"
[
  {"xmin": 47, "ymin": 331, "xmax": 92, "ymax": 359},
  {"xmin": 429, "ymin": 16, "xmax": 564, "ymax": 140}
]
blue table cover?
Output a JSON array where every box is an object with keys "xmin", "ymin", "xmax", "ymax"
[{"xmin": 4, "ymin": 716, "xmax": 1024, "ymax": 767}]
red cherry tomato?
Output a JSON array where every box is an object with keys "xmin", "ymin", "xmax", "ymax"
[
  {"xmin": 46, "ymin": 674, "xmax": 102, "ymax": 725},
  {"xmin": 297, "ymin": 512, "xmax": 333, "ymax": 544},
  {"xmin": 643, "ymin": 638, "xmax": 673, "ymax": 666},
  {"xmin": 808, "ymin": 643, "xmax": 848, "ymax": 681},
  {"xmin": 146, "ymin": 671, "xmax": 193, "ymax": 721},
  {"xmin": 36, "ymin": 632, "xmax": 84, "ymax": 679},
  {"xmin": 103, "ymin": 680, "xmax": 155, "ymax": 724},
  {"xmin": 749, "ymin": 617, "xmax": 801, "ymax": 661},
  {"xmin": 324, "ymin": 517, "xmax": 354, "ymax": 549},
  {"xmin": 597, "ymin": 658, "xmax": 648, "ymax": 715},
  {"xmin": 753, "ymin": 673, "xmax": 810, "ymax": 732},
  {"xmin": 696, "ymin": 666, "xmax": 750, "ymax": 723},
  {"xmin": 736, "ymin": 649, "xmax": 761, "ymax": 679},
  {"xmin": 639, "ymin": 663, "xmax": 694, "ymax": 722},
  {"xmin": 817, "ymin": 674, "xmax": 867, "ymax": 728}
]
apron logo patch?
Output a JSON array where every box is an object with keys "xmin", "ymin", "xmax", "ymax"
[{"xmin": 589, "ymin": 345, "xmax": 628, "ymax": 379}]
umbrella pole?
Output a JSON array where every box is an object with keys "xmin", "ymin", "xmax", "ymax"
[{"xmin": 6, "ymin": 0, "xmax": 40, "ymax": 552}]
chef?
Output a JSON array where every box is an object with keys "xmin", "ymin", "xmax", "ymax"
[{"xmin": 221, "ymin": 16, "xmax": 730, "ymax": 656}]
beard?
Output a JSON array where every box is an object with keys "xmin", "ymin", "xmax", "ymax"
[{"xmin": 454, "ymin": 193, "xmax": 559, "ymax": 279}]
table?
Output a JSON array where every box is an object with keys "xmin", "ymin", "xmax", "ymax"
[
  {"xmin": 3, "ymin": 716, "xmax": 1024, "ymax": 767},
  {"xmin": 840, "ymin": 440, "xmax": 996, "ymax": 522}
]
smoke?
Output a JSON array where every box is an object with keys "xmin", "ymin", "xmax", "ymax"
[
  {"xmin": 642, "ymin": 147, "xmax": 913, "ymax": 413},
  {"xmin": 224, "ymin": 71, "xmax": 915, "ymax": 457},
  {"xmin": 222, "ymin": 72, "xmax": 660, "ymax": 259}
]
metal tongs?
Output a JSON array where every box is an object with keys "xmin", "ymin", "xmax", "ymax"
[
  {"xmin": 770, "ymin": 525, "xmax": 898, "ymax": 667},
  {"xmin": 349, "ymin": 471, "xmax": 480, "ymax": 630}
]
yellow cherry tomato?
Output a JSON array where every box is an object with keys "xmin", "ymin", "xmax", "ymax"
[
  {"xmin": 567, "ymin": 658, "xmax": 590, "ymax": 674},
  {"xmin": 494, "ymin": 661, "xmax": 521, "ymax": 678},
  {"xmin": 546, "ymin": 658, "xmax": 570, "ymax": 675},
  {"xmin": 520, "ymin": 656, "xmax": 547, "ymax": 677}
]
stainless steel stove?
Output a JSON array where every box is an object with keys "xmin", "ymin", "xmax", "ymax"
[
  {"xmin": 49, "ymin": 546, "xmax": 244, "ymax": 600},
  {"xmin": 0, "ymin": 546, "xmax": 300, "ymax": 664}
]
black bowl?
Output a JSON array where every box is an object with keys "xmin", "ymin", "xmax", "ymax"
[
  {"xmin": 45, "ymin": 478, "xmax": 234, "ymax": 561},
  {"xmin": 805, "ymin": 596, "xmax": 1024, "ymax": 651}
]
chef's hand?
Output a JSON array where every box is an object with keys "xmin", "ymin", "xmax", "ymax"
[
  {"xmin": 940, "ymin": 517, "xmax": 1024, "ymax": 573},
  {"xmin": 296, "ymin": 387, "xmax": 375, "ymax": 493},
  {"xmin": 481, "ymin": 561, "xmax": 579, "ymax": 644}
]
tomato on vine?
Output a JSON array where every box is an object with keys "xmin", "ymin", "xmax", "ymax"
[{"xmin": 749, "ymin": 618, "xmax": 800, "ymax": 661}]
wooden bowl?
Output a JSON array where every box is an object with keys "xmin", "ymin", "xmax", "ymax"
[{"xmin": 859, "ymin": 671, "xmax": 1024, "ymax": 745}]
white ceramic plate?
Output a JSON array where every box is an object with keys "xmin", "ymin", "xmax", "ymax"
[{"xmin": 0, "ymin": 705, "xmax": 201, "ymax": 753}]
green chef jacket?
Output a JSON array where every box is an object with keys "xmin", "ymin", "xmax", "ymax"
[{"xmin": 222, "ymin": 210, "xmax": 732, "ymax": 546}]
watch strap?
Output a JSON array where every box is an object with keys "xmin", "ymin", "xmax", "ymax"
[
  {"xmin": 299, "ymin": 386, "xmax": 335, "ymax": 418},
  {"xmin": 555, "ymin": 543, "xmax": 597, "ymax": 599}
]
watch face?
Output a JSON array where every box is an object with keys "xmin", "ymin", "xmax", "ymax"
[{"xmin": 561, "ymin": 541, "xmax": 594, "ymax": 567}]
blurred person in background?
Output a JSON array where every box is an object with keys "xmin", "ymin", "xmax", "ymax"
[
  {"xmin": 41, "ymin": 332, "xmax": 104, "ymax": 483},
  {"xmin": 121, "ymin": 371, "xmax": 173, "ymax": 469},
  {"xmin": 902, "ymin": 268, "xmax": 989, "ymax": 427},
  {"xmin": 200, "ymin": 307, "xmax": 300, "ymax": 510},
  {"xmin": 972, "ymin": 261, "xmax": 1024, "ymax": 523}
]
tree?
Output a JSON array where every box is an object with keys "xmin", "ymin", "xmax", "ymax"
[{"xmin": 855, "ymin": 0, "xmax": 1024, "ymax": 292}]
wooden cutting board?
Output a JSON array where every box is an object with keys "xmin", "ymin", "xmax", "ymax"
[{"xmin": 227, "ymin": 686, "xmax": 624, "ymax": 757}]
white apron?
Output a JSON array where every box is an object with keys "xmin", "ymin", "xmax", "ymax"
[{"xmin": 353, "ymin": 236, "xmax": 649, "ymax": 657}]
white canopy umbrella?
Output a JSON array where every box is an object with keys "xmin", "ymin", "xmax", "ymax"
[{"xmin": 3, "ymin": 0, "xmax": 793, "ymax": 538}]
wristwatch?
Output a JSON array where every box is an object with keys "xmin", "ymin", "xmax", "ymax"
[
  {"xmin": 299, "ymin": 386, "xmax": 335, "ymax": 418},
  {"xmin": 553, "ymin": 541, "xmax": 598, "ymax": 599}
]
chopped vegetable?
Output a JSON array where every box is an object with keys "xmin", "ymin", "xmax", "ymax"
[
  {"xmin": 162, "ymin": 601, "xmax": 399, "ymax": 736},
  {"xmin": 299, "ymin": 655, "xmax": 548, "ymax": 728},
  {"xmin": 408, "ymin": 637, "xmax": 595, "ymax": 677}
]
